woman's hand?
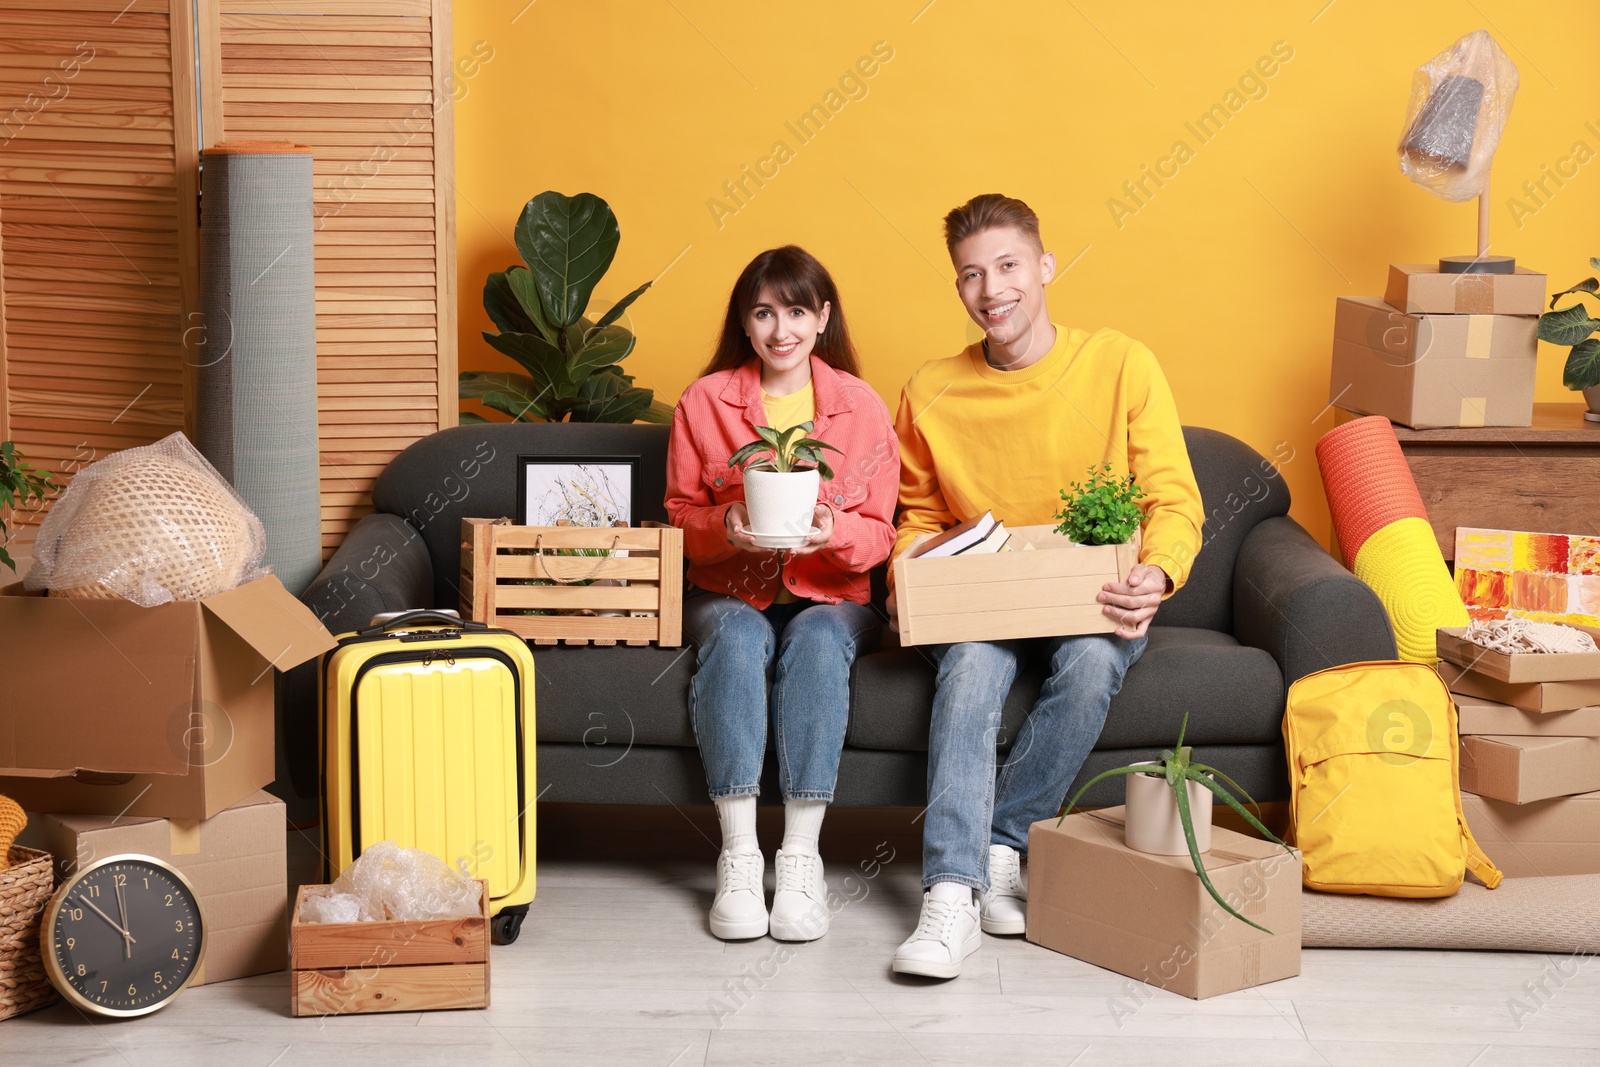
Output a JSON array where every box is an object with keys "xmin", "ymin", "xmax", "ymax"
[
  {"xmin": 723, "ymin": 502, "xmax": 766, "ymax": 553},
  {"xmin": 786, "ymin": 504, "xmax": 835, "ymax": 556}
]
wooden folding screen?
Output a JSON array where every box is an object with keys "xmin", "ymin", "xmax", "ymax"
[{"xmin": 0, "ymin": 0, "xmax": 456, "ymax": 566}]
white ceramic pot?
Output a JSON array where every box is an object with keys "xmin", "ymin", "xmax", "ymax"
[
  {"xmin": 1583, "ymin": 386, "xmax": 1600, "ymax": 423},
  {"xmin": 743, "ymin": 468, "xmax": 819, "ymax": 535},
  {"xmin": 1123, "ymin": 762, "xmax": 1213, "ymax": 856}
]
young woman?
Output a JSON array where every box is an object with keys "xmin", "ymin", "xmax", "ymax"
[{"xmin": 665, "ymin": 245, "xmax": 899, "ymax": 941}]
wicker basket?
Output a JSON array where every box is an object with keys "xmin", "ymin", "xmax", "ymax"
[{"xmin": 0, "ymin": 847, "xmax": 58, "ymax": 1021}]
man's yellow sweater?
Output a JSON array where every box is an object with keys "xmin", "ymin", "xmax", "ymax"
[{"xmin": 893, "ymin": 326, "xmax": 1204, "ymax": 594}]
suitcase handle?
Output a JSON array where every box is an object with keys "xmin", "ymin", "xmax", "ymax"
[{"xmin": 358, "ymin": 609, "xmax": 489, "ymax": 636}]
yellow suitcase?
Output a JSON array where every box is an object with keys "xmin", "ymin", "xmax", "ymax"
[{"xmin": 319, "ymin": 610, "xmax": 536, "ymax": 944}]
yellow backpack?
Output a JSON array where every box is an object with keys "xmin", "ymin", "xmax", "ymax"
[{"xmin": 1283, "ymin": 660, "xmax": 1502, "ymax": 897}]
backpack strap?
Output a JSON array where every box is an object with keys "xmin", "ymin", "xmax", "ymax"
[{"xmin": 1459, "ymin": 818, "xmax": 1504, "ymax": 889}]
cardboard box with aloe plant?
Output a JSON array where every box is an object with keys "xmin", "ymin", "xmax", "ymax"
[{"xmin": 892, "ymin": 464, "xmax": 1141, "ymax": 646}]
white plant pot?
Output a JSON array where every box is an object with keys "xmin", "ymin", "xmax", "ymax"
[
  {"xmin": 1583, "ymin": 386, "xmax": 1600, "ymax": 423},
  {"xmin": 743, "ymin": 468, "xmax": 819, "ymax": 535},
  {"xmin": 1123, "ymin": 762, "xmax": 1213, "ymax": 856}
]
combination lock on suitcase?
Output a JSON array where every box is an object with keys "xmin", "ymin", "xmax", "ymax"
[{"xmin": 319, "ymin": 610, "xmax": 536, "ymax": 944}]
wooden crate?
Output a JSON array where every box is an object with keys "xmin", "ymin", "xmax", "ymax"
[
  {"xmin": 892, "ymin": 526, "xmax": 1139, "ymax": 646},
  {"xmin": 460, "ymin": 518, "xmax": 683, "ymax": 647},
  {"xmin": 289, "ymin": 881, "xmax": 489, "ymax": 1017}
]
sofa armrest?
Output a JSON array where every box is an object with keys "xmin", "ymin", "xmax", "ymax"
[
  {"xmin": 301, "ymin": 511, "xmax": 435, "ymax": 633},
  {"xmin": 1232, "ymin": 515, "xmax": 1396, "ymax": 685}
]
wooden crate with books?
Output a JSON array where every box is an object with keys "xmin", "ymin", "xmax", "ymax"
[
  {"xmin": 460, "ymin": 518, "xmax": 683, "ymax": 647},
  {"xmin": 892, "ymin": 510, "xmax": 1140, "ymax": 646}
]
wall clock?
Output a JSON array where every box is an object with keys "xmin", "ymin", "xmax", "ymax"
[{"xmin": 41, "ymin": 854, "xmax": 207, "ymax": 1018}]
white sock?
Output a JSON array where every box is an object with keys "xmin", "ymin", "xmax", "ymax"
[
  {"xmin": 780, "ymin": 799, "xmax": 826, "ymax": 855},
  {"xmin": 928, "ymin": 881, "xmax": 972, "ymax": 905},
  {"xmin": 714, "ymin": 795, "xmax": 758, "ymax": 855}
]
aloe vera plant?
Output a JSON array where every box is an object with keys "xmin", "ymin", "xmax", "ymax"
[
  {"xmin": 728, "ymin": 421, "xmax": 842, "ymax": 480},
  {"xmin": 1060, "ymin": 713, "xmax": 1296, "ymax": 933}
]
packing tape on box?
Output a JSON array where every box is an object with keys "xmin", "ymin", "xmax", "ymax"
[
  {"xmin": 1465, "ymin": 315, "xmax": 1492, "ymax": 359},
  {"xmin": 1456, "ymin": 274, "xmax": 1494, "ymax": 314},
  {"xmin": 1459, "ymin": 396, "xmax": 1488, "ymax": 428},
  {"xmin": 168, "ymin": 819, "xmax": 201, "ymax": 856}
]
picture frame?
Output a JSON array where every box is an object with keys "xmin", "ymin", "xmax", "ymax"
[{"xmin": 515, "ymin": 455, "xmax": 639, "ymax": 528}]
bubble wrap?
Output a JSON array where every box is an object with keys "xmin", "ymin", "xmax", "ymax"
[
  {"xmin": 1398, "ymin": 30, "xmax": 1518, "ymax": 203},
  {"xmin": 300, "ymin": 841, "xmax": 484, "ymax": 923}
]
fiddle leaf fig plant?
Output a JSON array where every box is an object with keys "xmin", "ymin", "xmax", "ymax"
[
  {"xmin": 1054, "ymin": 462, "xmax": 1145, "ymax": 545},
  {"xmin": 729, "ymin": 422, "xmax": 842, "ymax": 481},
  {"xmin": 461, "ymin": 191, "xmax": 671, "ymax": 425},
  {"xmin": 1059, "ymin": 713, "xmax": 1296, "ymax": 934},
  {"xmin": 0, "ymin": 441, "xmax": 57, "ymax": 572},
  {"xmin": 1539, "ymin": 257, "xmax": 1600, "ymax": 392}
]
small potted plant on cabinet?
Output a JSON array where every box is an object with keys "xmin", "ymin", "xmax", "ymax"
[{"xmin": 1537, "ymin": 258, "xmax": 1600, "ymax": 422}]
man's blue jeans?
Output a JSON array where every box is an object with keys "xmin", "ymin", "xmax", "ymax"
[
  {"xmin": 685, "ymin": 592, "xmax": 880, "ymax": 802},
  {"xmin": 922, "ymin": 632, "xmax": 1148, "ymax": 891}
]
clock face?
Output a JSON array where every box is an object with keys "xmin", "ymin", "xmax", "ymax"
[{"xmin": 45, "ymin": 855, "xmax": 206, "ymax": 1018}]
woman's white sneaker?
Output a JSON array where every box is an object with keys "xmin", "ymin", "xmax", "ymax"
[
  {"xmin": 769, "ymin": 849, "xmax": 829, "ymax": 941},
  {"xmin": 891, "ymin": 891, "xmax": 982, "ymax": 978},
  {"xmin": 709, "ymin": 848, "xmax": 768, "ymax": 940},
  {"xmin": 979, "ymin": 844, "xmax": 1028, "ymax": 935}
]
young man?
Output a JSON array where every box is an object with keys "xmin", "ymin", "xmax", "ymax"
[{"xmin": 888, "ymin": 194, "xmax": 1203, "ymax": 978}]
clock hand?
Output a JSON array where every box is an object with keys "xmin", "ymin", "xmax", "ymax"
[
  {"xmin": 78, "ymin": 894, "xmax": 137, "ymax": 943},
  {"xmin": 115, "ymin": 881, "xmax": 133, "ymax": 960}
]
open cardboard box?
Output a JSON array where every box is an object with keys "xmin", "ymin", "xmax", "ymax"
[
  {"xmin": 892, "ymin": 526, "xmax": 1138, "ymax": 646},
  {"xmin": 0, "ymin": 576, "xmax": 334, "ymax": 820},
  {"xmin": 1437, "ymin": 625, "xmax": 1600, "ymax": 684}
]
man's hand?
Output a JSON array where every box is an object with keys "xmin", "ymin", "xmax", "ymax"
[
  {"xmin": 1098, "ymin": 563, "xmax": 1170, "ymax": 639},
  {"xmin": 723, "ymin": 503, "xmax": 765, "ymax": 553},
  {"xmin": 786, "ymin": 504, "xmax": 835, "ymax": 556}
]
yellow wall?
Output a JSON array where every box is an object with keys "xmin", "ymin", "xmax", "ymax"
[{"xmin": 453, "ymin": 1, "xmax": 1600, "ymax": 543}]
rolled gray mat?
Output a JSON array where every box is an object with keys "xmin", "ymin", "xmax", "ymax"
[{"xmin": 197, "ymin": 141, "xmax": 321, "ymax": 595}]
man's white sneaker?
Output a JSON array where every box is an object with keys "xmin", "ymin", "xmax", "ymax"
[
  {"xmin": 979, "ymin": 844, "xmax": 1028, "ymax": 935},
  {"xmin": 709, "ymin": 848, "xmax": 767, "ymax": 940},
  {"xmin": 891, "ymin": 892, "xmax": 982, "ymax": 979},
  {"xmin": 769, "ymin": 849, "xmax": 829, "ymax": 941}
]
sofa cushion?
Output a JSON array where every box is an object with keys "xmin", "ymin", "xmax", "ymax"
[
  {"xmin": 532, "ymin": 643, "xmax": 696, "ymax": 748},
  {"xmin": 847, "ymin": 626, "xmax": 1285, "ymax": 753}
]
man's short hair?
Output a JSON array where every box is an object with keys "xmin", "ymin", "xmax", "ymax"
[{"xmin": 943, "ymin": 194, "xmax": 1043, "ymax": 256}]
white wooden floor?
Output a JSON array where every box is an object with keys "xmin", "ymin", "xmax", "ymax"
[{"xmin": 6, "ymin": 856, "xmax": 1599, "ymax": 1066}]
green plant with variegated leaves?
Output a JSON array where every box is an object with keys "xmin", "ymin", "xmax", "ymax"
[
  {"xmin": 460, "ymin": 191, "xmax": 671, "ymax": 425},
  {"xmin": 1538, "ymin": 257, "xmax": 1600, "ymax": 393},
  {"xmin": 728, "ymin": 422, "xmax": 842, "ymax": 480},
  {"xmin": 0, "ymin": 441, "xmax": 56, "ymax": 572},
  {"xmin": 1059, "ymin": 712, "xmax": 1296, "ymax": 934}
]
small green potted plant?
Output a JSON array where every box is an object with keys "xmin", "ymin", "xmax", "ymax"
[
  {"xmin": 1054, "ymin": 462, "xmax": 1145, "ymax": 546},
  {"xmin": 460, "ymin": 190, "xmax": 670, "ymax": 425},
  {"xmin": 1537, "ymin": 258, "xmax": 1600, "ymax": 422},
  {"xmin": 728, "ymin": 422, "xmax": 840, "ymax": 546},
  {"xmin": 1060, "ymin": 714, "xmax": 1296, "ymax": 933},
  {"xmin": 0, "ymin": 442, "xmax": 56, "ymax": 573}
]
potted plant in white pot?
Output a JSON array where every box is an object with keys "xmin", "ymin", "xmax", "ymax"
[
  {"xmin": 728, "ymin": 422, "xmax": 840, "ymax": 549},
  {"xmin": 1060, "ymin": 713, "xmax": 1296, "ymax": 933},
  {"xmin": 1537, "ymin": 258, "xmax": 1600, "ymax": 422}
]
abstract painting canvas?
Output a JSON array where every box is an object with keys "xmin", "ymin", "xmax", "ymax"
[{"xmin": 1453, "ymin": 527, "xmax": 1600, "ymax": 627}]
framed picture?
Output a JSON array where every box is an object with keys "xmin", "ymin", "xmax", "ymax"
[{"xmin": 515, "ymin": 455, "xmax": 639, "ymax": 527}]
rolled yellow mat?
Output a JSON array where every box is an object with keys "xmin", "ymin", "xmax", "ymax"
[{"xmin": 1351, "ymin": 517, "xmax": 1470, "ymax": 662}]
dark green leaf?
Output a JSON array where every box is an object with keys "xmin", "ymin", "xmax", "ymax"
[
  {"xmin": 569, "ymin": 323, "xmax": 636, "ymax": 379},
  {"xmin": 729, "ymin": 442, "xmax": 773, "ymax": 468},
  {"xmin": 458, "ymin": 411, "xmax": 491, "ymax": 425},
  {"xmin": 514, "ymin": 191, "xmax": 621, "ymax": 328},
  {"xmin": 1564, "ymin": 339, "xmax": 1600, "ymax": 391},
  {"xmin": 1549, "ymin": 277, "xmax": 1600, "ymax": 309},
  {"xmin": 484, "ymin": 270, "xmax": 538, "ymax": 337},
  {"xmin": 505, "ymin": 266, "xmax": 557, "ymax": 342},
  {"xmin": 458, "ymin": 370, "xmax": 549, "ymax": 421},
  {"xmin": 1058, "ymin": 765, "xmax": 1148, "ymax": 822},
  {"xmin": 1188, "ymin": 773, "xmax": 1294, "ymax": 853},
  {"xmin": 1538, "ymin": 302, "xmax": 1600, "ymax": 345},
  {"xmin": 482, "ymin": 331, "xmax": 575, "ymax": 399},
  {"xmin": 1174, "ymin": 772, "xmax": 1272, "ymax": 934},
  {"xmin": 595, "ymin": 281, "xmax": 652, "ymax": 329},
  {"xmin": 568, "ymin": 368, "xmax": 653, "ymax": 423},
  {"xmin": 640, "ymin": 398, "xmax": 675, "ymax": 424}
]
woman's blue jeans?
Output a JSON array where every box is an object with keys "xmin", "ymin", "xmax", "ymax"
[{"xmin": 685, "ymin": 592, "xmax": 880, "ymax": 803}]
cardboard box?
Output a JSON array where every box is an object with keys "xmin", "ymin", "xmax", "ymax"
[
  {"xmin": 18, "ymin": 790, "xmax": 288, "ymax": 985},
  {"xmin": 892, "ymin": 526, "xmax": 1138, "ymax": 646},
  {"xmin": 1437, "ymin": 626, "xmax": 1600, "ymax": 684},
  {"xmin": 1461, "ymin": 790, "xmax": 1600, "ymax": 878},
  {"xmin": 1385, "ymin": 263, "xmax": 1547, "ymax": 316},
  {"xmin": 1329, "ymin": 296, "xmax": 1536, "ymax": 428},
  {"xmin": 289, "ymin": 879, "xmax": 489, "ymax": 1016},
  {"xmin": 0, "ymin": 577, "xmax": 334, "ymax": 820},
  {"xmin": 1439, "ymin": 660, "xmax": 1600, "ymax": 714},
  {"xmin": 1027, "ymin": 808, "xmax": 1301, "ymax": 1000},
  {"xmin": 1459, "ymin": 735, "xmax": 1600, "ymax": 804},
  {"xmin": 1455, "ymin": 693, "xmax": 1600, "ymax": 737}
]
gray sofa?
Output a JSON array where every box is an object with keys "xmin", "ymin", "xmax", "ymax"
[{"xmin": 284, "ymin": 422, "xmax": 1396, "ymax": 809}]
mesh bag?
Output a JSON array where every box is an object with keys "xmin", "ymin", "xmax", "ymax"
[
  {"xmin": 25, "ymin": 431, "xmax": 267, "ymax": 606},
  {"xmin": 1397, "ymin": 30, "xmax": 1518, "ymax": 202}
]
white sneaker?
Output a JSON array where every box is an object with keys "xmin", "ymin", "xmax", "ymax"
[
  {"xmin": 891, "ymin": 892, "xmax": 982, "ymax": 979},
  {"xmin": 980, "ymin": 844, "xmax": 1028, "ymax": 935},
  {"xmin": 769, "ymin": 849, "xmax": 829, "ymax": 941},
  {"xmin": 709, "ymin": 849, "xmax": 768, "ymax": 940}
]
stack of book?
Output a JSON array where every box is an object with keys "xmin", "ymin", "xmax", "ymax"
[{"xmin": 908, "ymin": 511, "xmax": 1012, "ymax": 559}]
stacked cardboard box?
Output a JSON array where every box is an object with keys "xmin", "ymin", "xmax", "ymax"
[
  {"xmin": 1437, "ymin": 637, "xmax": 1600, "ymax": 875},
  {"xmin": 1328, "ymin": 264, "xmax": 1545, "ymax": 429}
]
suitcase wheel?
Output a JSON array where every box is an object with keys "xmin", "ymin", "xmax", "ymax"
[{"xmin": 492, "ymin": 906, "xmax": 528, "ymax": 946}]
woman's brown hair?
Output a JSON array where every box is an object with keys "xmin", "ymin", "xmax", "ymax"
[{"xmin": 700, "ymin": 245, "xmax": 861, "ymax": 378}]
